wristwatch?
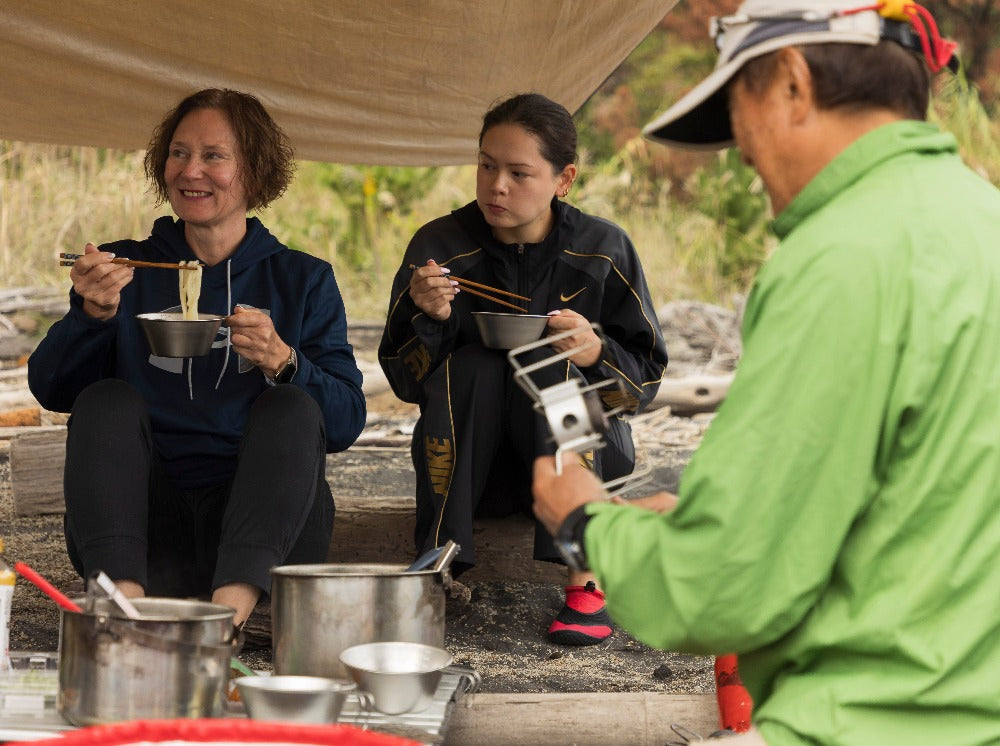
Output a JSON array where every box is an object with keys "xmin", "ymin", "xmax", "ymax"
[
  {"xmin": 273, "ymin": 347, "xmax": 297, "ymax": 384},
  {"xmin": 554, "ymin": 505, "xmax": 593, "ymax": 572}
]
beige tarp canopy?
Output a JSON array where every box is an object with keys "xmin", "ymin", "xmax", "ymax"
[{"xmin": 0, "ymin": 1, "xmax": 676, "ymax": 166}]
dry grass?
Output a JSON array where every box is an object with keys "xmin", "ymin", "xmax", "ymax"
[
  {"xmin": 1, "ymin": 84, "xmax": 995, "ymax": 322},
  {"xmin": 0, "ymin": 148, "xmax": 747, "ymax": 322},
  {"xmin": 0, "ymin": 144, "xmax": 169, "ymax": 290}
]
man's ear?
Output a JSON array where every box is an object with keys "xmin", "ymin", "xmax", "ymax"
[{"xmin": 776, "ymin": 47, "xmax": 815, "ymax": 125}]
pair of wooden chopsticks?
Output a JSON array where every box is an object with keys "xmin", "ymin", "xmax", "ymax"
[
  {"xmin": 408, "ymin": 264, "xmax": 530, "ymax": 313},
  {"xmin": 59, "ymin": 252, "xmax": 202, "ymax": 270}
]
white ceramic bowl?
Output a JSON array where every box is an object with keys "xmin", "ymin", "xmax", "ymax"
[
  {"xmin": 235, "ymin": 675, "xmax": 358, "ymax": 723},
  {"xmin": 339, "ymin": 641, "xmax": 452, "ymax": 715},
  {"xmin": 137, "ymin": 312, "xmax": 222, "ymax": 357},
  {"xmin": 472, "ymin": 311, "xmax": 548, "ymax": 350}
]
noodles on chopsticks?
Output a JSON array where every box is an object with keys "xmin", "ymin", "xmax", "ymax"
[{"xmin": 178, "ymin": 261, "xmax": 203, "ymax": 320}]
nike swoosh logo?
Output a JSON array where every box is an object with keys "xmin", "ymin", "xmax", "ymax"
[{"xmin": 560, "ymin": 287, "xmax": 587, "ymax": 303}]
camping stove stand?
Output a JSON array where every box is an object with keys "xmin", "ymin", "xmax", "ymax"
[{"xmin": 508, "ymin": 324, "xmax": 651, "ymax": 495}]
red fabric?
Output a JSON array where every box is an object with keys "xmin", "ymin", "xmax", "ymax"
[
  {"xmin": 22, "ymin": 719, "xmax": 419, "ymax": 746},
  {"xmin": 714, "ymin": 654, "xmax": 754, "ymax": 733},
  {"xmin": 563, "ymin": 583, "xmax": 606, "ymax": 614},
  {"xmin": 902, "ymin": 2, "xmax": 959, "ymax": 72},
  {"xmin": 547, "ymin": 620, "xmax": 613, "ymax": 637}
]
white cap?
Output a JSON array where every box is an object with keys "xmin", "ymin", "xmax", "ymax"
[{"xmin": 642, "ymin": 0, "xmax": 883, "ymax": 150}]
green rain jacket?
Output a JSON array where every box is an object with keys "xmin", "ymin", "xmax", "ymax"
[{"xmin": 584, "ymin": 121, "xmax": 1000, "ymax": 745}]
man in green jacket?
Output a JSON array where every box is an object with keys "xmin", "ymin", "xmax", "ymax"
[{"xmin": 532, "ymin": 0, "xmax": 1000, "ymax": 743}]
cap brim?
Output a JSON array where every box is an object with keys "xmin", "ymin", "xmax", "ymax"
[
  {"xmin": 642, "ymin": 9, "xmax": 884, "ymax": 151},
  {"xmin": 641, "ymin": 60, "xmax": 744, "ymax": 151}
]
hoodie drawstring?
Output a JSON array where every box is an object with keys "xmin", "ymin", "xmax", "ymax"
[
  {"xmin": 182, "ymin": 258, "xmax": 233, "ymax": 400},
  {"xmin": 215, "ymin": 258, "xmax": 233, "ymax": 390}
]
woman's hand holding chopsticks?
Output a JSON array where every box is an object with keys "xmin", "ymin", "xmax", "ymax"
[
  {"xmin": 408, "ymin": 259, "xmax": 462, "ymax": 321},
  {"xmin": 67, "ymin": 242, "xmax": 135, "ymax": 322},
  {"xmin": 408, "ymin": 260, "xmax": 530, "ymax": 317}
]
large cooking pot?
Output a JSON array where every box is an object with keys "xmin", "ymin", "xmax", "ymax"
[
  {"xmin": 271, "ymin": 563, "xmax": 450, "ymax": 679},
  {"xmin": 58, "ymin": 597, "xmax": 235, "ymax": 726}
]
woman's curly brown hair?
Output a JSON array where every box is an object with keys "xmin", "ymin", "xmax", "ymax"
[{"xmin": 143, "ymin": 88, "xmax": 295, "ymax": 212}]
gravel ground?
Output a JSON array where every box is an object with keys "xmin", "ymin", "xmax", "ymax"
[{"xmin": 444, "ymin": 580, "xmax": 713, "ymax": 694}]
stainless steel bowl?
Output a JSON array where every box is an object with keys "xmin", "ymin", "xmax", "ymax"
[
  {"xmin": 472, "ymin": 311, "xmax": 548, "ymax": 350},
  {"xmin": 339, "ymin": 641, "xmax": 452, "ymax": 715},
  {"xmin": 137, "ymin": 312, "xmax": 223, "ymax": 357},
  {"xmin": 235, "ymin": 675, "xmax": 359, "ymax": 723}
]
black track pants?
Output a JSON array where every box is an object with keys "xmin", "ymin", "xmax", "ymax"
[
  {"xmin": 411, "ymin": 344, "xmax": 633, "ymax": 571},
  {"xmin": 63, "ymin": 378, "xmax": 333, "ymax": 596}
]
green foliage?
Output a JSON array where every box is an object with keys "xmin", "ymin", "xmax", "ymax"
[
  {"xmin": 930, "ymin": 72, "xmax": 1000, "ymax": 184},
  {"xmin": 576, "ymin": 34, "xmax": 714, "ymax": 165},
  {"xmin": 317, "ymin": 164, "xmax": 439, "ymax": 272},
  {"xmin": 261, "ymin": 162, "xmax": 449, "ymax": 308},
  {"xmin": 687, "ymin": 149, "xmax": 770, "ymax": 289}
]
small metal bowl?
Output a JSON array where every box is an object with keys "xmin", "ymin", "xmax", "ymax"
[
  {"xmin": 137, "ymin": 312, "xmax": 222, "ymax": 357},
  {"xmin": 339, "ymin": 641, "xmax": 452, "ymax": 715},
  {"xmin": 472, "ymin": 311, "xmax": 548, "ymax": 350},
  {"xmin": 235, "ymin": 675, "xmax": 359, "ymax": 724}
]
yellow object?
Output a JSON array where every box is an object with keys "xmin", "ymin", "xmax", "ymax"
[
  {"xmin": 0, "ymin": 538, "xmax": 13, "ymax": 585},
  {"xmin": 878, "ymin": 0, "xmax": 912, "ymax": 21},
  {"xmin": 0, "ymin": 536, "xmax": 13, "ymax": 671}
]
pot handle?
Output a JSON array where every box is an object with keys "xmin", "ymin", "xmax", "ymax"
[
  {"xmin": 432, "ymin": 540, "xmax": 460, "ymax": 574},
  {"xmin": 433, "ymin": 540, "xmax": 461, "ymax": 595},
  {"xmin": 353, "ymin": 691, "xmax": 375, "ymax": 730},
  {"xmin": 91, "ymin": 615, "xmax": 235, "ymax": 658},
  {"xmin": 443, "ymin": 663, "xmax": 481, "ymax": 698}
]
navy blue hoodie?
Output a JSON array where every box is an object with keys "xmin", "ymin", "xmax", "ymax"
[{"xmin": 29, "ymin": 216, "xmax": 366, "ymax": 488}]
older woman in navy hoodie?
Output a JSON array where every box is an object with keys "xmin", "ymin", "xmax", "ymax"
[{"xmin": 28, "ymin": 89, "xmax": 366, "ymax": 627}]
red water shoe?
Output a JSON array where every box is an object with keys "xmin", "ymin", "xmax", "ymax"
[{"xmin": 547, "ymin": 580, "xmax": 613, "ymax": 645}]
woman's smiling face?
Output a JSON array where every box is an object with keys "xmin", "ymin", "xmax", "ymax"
[
  {"xmin": 476, "ymin": 122, "xmax": 575, "ymax": 245},
  {"xmin": 164, "ymin": 107, "xmax": 249, "ymax": 233}
]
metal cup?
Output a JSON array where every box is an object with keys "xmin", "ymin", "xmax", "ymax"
[
  {"xmin": 339, "ymin": 641, "xmax": 452, "ymax": 715},
  {"xmin": 236, "ymin": 675, "xmax": 369, "ymax": 724},
  {"xmin": 137, "ymin": 312, "xmax": 222, "ymax": 357}
]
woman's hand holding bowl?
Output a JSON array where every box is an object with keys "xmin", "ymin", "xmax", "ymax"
[
  {"xmin": 545, "ymin": 308, "xmax": 602, "ymax": 367},
  {"xmin": 227, "ymin": 305, "xmax": 290, "ymax": 379}
]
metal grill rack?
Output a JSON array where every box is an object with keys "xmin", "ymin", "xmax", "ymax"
[{"xmin": 0, "ymin": 652, "xmax": 480, "ymax": 745}]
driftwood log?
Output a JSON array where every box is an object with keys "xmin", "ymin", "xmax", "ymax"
[
  {"xmin": 652, "ymin": 372, "xmax": 733, "ymax": 415},
  {"xmin": 0, "ymin": 286, "xmax": 69, "ymax": 315},
  {"xmin": 8, "ymin": 427, "xmax": 71, "ymax": 515},
  {"xmin": 0, "ymin": 406, "xmax": 40, "ymax": 427},
  {"xmin": 447, "ymin": 692, "xmax": 718, "ymax": 745},
  {"xmin": 5, "ymin": 429, "xmax": 568, "ymax": 584}
]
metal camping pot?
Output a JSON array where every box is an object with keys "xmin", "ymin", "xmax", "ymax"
[
  {"xmin": 271, "ymin": 563, "xmax": 450, "ymax": 679},
  {"xmin": 57, "ymin": 597, "xmax": 235, "ymax": 726}
]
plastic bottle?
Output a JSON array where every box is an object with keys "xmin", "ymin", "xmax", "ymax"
[{"xmin": 0, "ymin": 538, "xmax": 15, "ymax": 672}]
